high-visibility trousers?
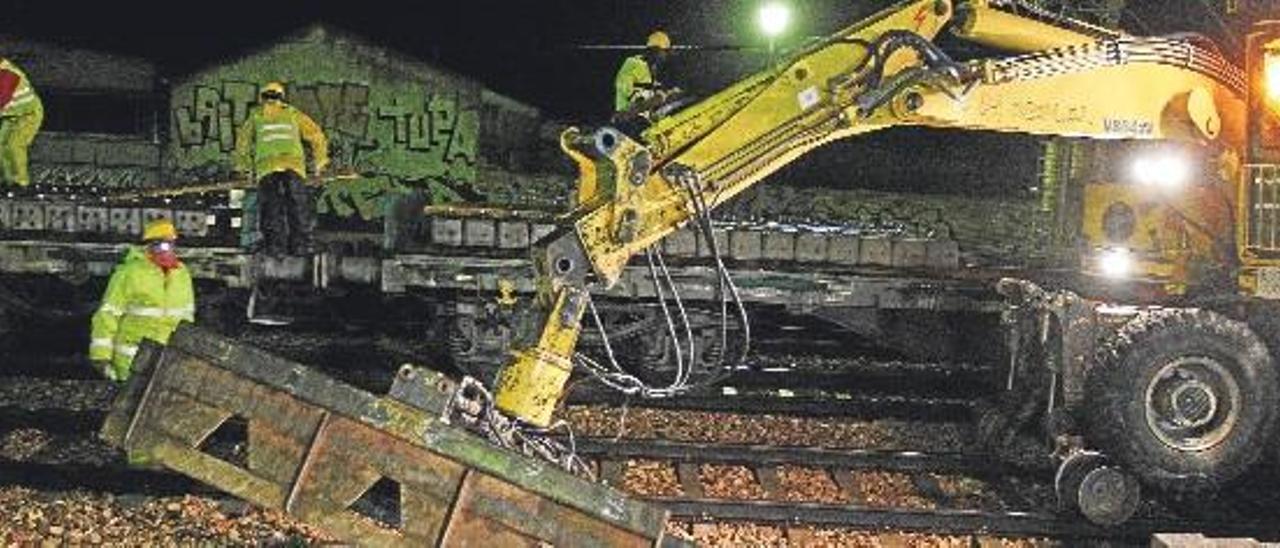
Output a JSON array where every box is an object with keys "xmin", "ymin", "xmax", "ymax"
[{"xmin": 0, "ymin": 104, "xmax": 42, "ymax": 186}]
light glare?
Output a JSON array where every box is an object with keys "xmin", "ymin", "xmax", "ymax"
[
  {"xmin": 1099, "ymin": 248, "xmax": 1133, "ymax": 279},
  {"xmin": 1131, "ymin": 153, "xmax": 1191, "ymax": 189},
  {"xmin": 1267, "ymin": 50, "xmax": 1280, "ymax": 102},
  {"xmin": 759, "ymin": 3, "xmax": 791, "ymax": 37}
]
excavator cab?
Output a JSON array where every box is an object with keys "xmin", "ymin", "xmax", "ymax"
[
  {"xmin": 1076, "ymin": 140, "xmax": 1234, "ymax": 300},
  {"xmin": 1071, "ymin": 14, "xmax": 1280, "ymax": 302},
  {"xmin": 1238, "ymin": 20, "xmax": 1280, "ymax": 296}
]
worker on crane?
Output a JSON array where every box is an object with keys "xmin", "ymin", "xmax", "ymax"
[
  {"xmin": 613, "ymin": 30, "xmax": 681, "ymax": 134},
  {"xmin": 234, "ymin": 81, "xmax": 329, "ymax": 256},
  {"xmin": 90, "ymin": 219, "xmax": 195, "ymax": 382},
  {"xmin": 0, "ymin": 57, "xmax": 43, "ymax": 187}
]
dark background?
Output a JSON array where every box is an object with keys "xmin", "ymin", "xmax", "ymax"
[
  {"xmin": 1, "ymin": 0, "xmax": 1246, "ymax": 196},
  {"xmin": 3, "ymin": 0, "xmax": 1239, "ymax": 119}
]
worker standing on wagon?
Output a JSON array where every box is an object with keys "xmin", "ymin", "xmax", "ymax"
[
  {"xmin": 0, "ymin": 57, "xmax": 43, "ymax": 187},
  {"xmin": 234, "ymin": 81, "xmax": 329, "ymax": 256},
  {"xmin": 613, "ymin": 30, "xmax": 681, "ymax": 134},
  {"xmin": 89, "ymin": 219, "xmax": 195, "ymax": 382}
]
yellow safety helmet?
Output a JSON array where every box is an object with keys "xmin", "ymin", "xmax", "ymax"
[
  {"xmin": 261, "ymin": 81, "xmax": 286, "ymax": 100},
  {"xmin": 142, "ymin": 218, "xmax": 178, "ymax": 242},
  {"xmin": 647, "ymin": 30, "xmax": 672, "ymax": 50}
]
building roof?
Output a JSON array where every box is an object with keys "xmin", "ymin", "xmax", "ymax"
[
  {"xmin": 173, "ymin": 23, "xmax": 537, "ymax": 113},
  {"xmin": 0, "ymin": 35, "xmax": 157, "ymax": 93}
]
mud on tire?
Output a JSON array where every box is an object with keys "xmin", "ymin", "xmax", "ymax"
[{"xmin": 1085, "ymin": 309, "xmax": 1279, "ymax": 493}]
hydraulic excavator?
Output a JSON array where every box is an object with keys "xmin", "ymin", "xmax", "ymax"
[
  {"xmin": 492, "ymin": 0, "xmax": 1279, "ymax": 526},
  {"xmin": 102, "ymin": 0, "xmax": 1280, "ymax": 542}
]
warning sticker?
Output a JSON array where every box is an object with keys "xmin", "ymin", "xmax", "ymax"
[{"xmin": 798, "ymin": 86, "xmax": 821, "ymax": 111}]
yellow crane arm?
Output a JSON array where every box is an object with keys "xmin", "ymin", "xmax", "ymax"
[
  {"xmin": 892, "ymin": 38, "xmax": 1245, "ymax": 142},
  {"xmin": 492, "ymin": 0, "xmax": 1247, "ymax": 426}
]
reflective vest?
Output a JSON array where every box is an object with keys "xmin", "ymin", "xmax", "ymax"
[
  {"xmin": 614, "ymin": 55, "xmax": 656, "ymax": 113},
  {"xmin": 234, "ymin": 102, "xmax": 329, "ymax": 179},
  {"xmin": 0, "ymin": 59, "xmax": 40, "ymax": 118},
  {"xmin": 89, "ymin": 246, "xmax": 195, "ymax": 380}
]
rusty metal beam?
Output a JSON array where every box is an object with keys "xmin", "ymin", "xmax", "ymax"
[{"xmin": 100, "ymin": 325, "xmax": 685, "ymax": 547}]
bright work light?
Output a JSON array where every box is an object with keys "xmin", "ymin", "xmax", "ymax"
[
  {"xmin": 1098, "ymin": 248, "xmax": 1134, "ymax": 279},
  {"xmin": 759, "ymin": 2, "xmax": 791, "ymax": 38},
  {"xmin": 1131, "ymin": 152, "xmax": 1191, "ymax": 189},
  {"xmin": 1267, "ymin": 49, "xmax": 1280, "ymax": 101}
]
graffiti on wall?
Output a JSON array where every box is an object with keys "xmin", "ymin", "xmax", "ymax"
[
  {"xmin": 173, "ymin": 81, "xmax": 258, "ymax": 151},
  {"xmin": 171, "ymin": 79, "xmax": 482, "ymax": 221},
  {"xmin": 374, "ymin": 96, "xmax": 475, "ymax": 162}
]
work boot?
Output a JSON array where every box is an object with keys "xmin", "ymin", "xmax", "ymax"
[{"xmin": 246, "ymin": 284, "xmax": 293, "ymax": 326}]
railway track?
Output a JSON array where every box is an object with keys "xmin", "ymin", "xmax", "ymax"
[
  {"xmin": 0, "ymin": 372, "xmax": 987, "ymax": 422},
  {"xmin": 2, "ymin": 420, "xmax": 1277, "ymax": 544},
  {"xmin": 565, "ymin": 353, "xmax": 994, "ymax": 414},
  {"xmin": 657, "ymin": 500, "xmax": 1280, "ymax": 542},
  {"xmin": 567, "ymin": 384, "xmax": 978, "ymax": 421},
  {"xmin": 1, "ymin": 345, "xmax": 994, "ymax": 424},
  {"xmin": 572, "ymin": 438, "xmax": 1280, "ymax": 543},
  {"xmin": 0, "ymin": 353, "xmax": 1272, "ymax": 543},
  {"xmin": 3, "ymin": 347, "xmax": 994, "ymax": 381}
]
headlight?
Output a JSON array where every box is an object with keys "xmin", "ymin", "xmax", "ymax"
[
  {"xmin": 1098, "ymin": 248, "xmax": 1133, "ymax": 279},
  {"xmin": 1131, "ymin": 152, "xmax": 1191, "ymax": 189},
  {"xmin": 759, "ymin": 2, "xmax": 792, "ymax": 38},
  {"xmin": 1267, "ymin": 49, "xmax": 1280, "ymax": 102}
]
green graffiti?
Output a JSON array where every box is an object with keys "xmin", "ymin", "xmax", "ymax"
[
  {"xmin": 165, "ymin": 30, "xmax": 548, "ymax": 223},
  {"xmin": 317, "ymin": 176, "xmax": 403, "ymax": 220},
  {"xmin": 173, "ymin": 82, "xmax": 258, "ymax": 152},
  {"xmin": 317, "ymin": 176, "xmax": 468, "ymax": 220},
  {"xmin": 366, "ymin": 92, "xmax": 479, "ymax": 175},
  {"xmin": 290, "ymin": 82, "xmax": 370, "ymax": 138},
  {"xmin": 173, "ymin": 78, "xmax": 482, "ymax": 220}
]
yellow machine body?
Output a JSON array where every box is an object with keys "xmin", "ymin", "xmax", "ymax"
[
  {"xmin": 493, "ymin": 0, "xmax": 1254, "ymax": 426},
  {"xmin": 1079, "ymin": 180, "xmax": 1233, "ymax": 291}
]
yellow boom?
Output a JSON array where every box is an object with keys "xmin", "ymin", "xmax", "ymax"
[{"xmin": 494, "ymin": 0, "xmax": 1246, "ymax": 426}]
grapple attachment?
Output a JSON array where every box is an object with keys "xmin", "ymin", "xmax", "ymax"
[{"xmin": 99, "ymin": 324, "xmax": 686, "ymax": 547}]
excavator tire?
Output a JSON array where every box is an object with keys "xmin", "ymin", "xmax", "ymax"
[
  {"xmin": 1085, "ymin": 309, "xmax": 1279, "ymax": 494},
  {"xmin": 1241, "ymin": 301, "xmax": 1280, "ymax": 469}
]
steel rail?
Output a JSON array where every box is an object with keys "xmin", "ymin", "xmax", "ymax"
[
  {"xmin": 2, "ymin": 456, "xmax": 1273, "ymax": 543},
  {"xmin": 567, "ymin": 386, "xmax": 977, "ymax": 421},
  {"xmin": 572, "ymin": 438, "xmax": 999, "ymax": 476},
  {"xmin": 0, "ymin": 405, "xmax": 106, "ymax": 435},
  {"xmin": 655, "ymin": 498, "xmax": 1280, "ymax": 542},
  {"xmin": 0, "ymin": 409, "xmax": 1276, "ymax": 544}
]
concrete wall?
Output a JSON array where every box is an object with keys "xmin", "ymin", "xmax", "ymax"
[{"xmin": 167, "ymin": 25, "xmax": 558, "ymax": 221}]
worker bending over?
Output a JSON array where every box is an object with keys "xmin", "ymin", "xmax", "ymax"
[
  {"xmin": 0, "ymin": 57, "xmax": 43, "ymax": 186},
  {"xmin": 235, "ymin": 81, "xmax": 329, "ymax": 256},
  {"xmin": 90, "ymin": 219, "xmax": 195, "ymax": 382}
]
